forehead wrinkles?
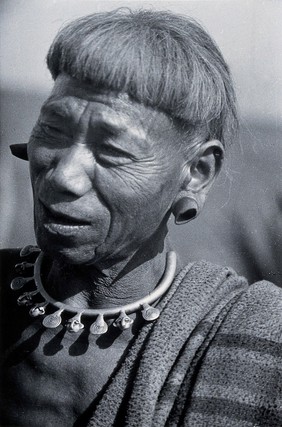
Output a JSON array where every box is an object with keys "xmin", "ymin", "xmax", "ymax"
[
  {"xmin": 89, "ymin": 105, "xmax": 149, "ymax": 142},
  {"xmin": 41, "ymin": 96, "xmax": 88, "ymax": 125},
  {"xmin": 43, "ymin": 92, "xmax": 165, "ymax": 144}
]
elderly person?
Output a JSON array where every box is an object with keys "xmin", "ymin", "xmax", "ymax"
[{"xmin": 1, "ymin": 8, "xmax": 281, "ymax": 427}]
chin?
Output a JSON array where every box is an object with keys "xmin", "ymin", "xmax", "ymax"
[
  {"xmin": 35, "ymin": 229, "xmax": 99, "ymax": 266},
  {"xmin": 44, "ymin": 244, "xmax": 97, "ymax": 266}
]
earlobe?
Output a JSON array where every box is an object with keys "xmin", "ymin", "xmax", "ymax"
[{"xmin": 10, "ymin": 144, "xmax": 29, "ymax": 161}]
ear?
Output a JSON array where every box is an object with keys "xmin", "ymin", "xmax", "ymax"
[
  {"xmin": 188, "ymin": 139, "xmax": 224, "ymax": 196},
  {"xmin": 172, "ymin": 140, "xmax": 224, "ymax": 224},
  {"xmin": 10, "ymin": 144, "xmax": 28, "ymax": 161}
]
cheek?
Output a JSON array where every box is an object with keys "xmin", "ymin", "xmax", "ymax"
[
  {"xmin": 28, "ymin": 141, "xmax": 59, "ymax": 196},
  {"xmin": 94, "ymin": 163, "xmax": 179, "ymax": 220},
  {"xmin": 28, "ymin": 139, "xmax": 51, "ymax": 171},
  {"xmin": 29, "ymin": 142, "xmax": 54, "ymax": 168},
  {"xmin": 94, "ymin": 166, "xmax": 146, "ymax": 208}
]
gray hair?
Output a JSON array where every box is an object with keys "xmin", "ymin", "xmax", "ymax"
[{"xmin": 47, "ymin": 8, "xmax": 238, "ymax": 147}]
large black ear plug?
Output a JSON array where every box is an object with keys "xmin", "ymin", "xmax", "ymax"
[{"xmin": 10, "ymin": 144, "xmax": 28, "ymax": 161}]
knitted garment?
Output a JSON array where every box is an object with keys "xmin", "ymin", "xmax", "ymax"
[{"xmin": 85, "ymin": 261, "xmax": 282, "ymax": 427}]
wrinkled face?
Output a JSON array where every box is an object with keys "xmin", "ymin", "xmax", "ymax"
[{"xmin": 28, "ymin": 74, "xmax": 185, "ymax": 265}]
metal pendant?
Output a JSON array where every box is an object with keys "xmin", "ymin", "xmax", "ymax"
[
  {"xmin": 17, "ymin": 290, "xmax": 38, "ymax": 306},
  {"xmin": 66, "ymin": 312, "xmax": 84, "ymax": 333},
  {"xmin": 90, "ymin": 314, "xmax": 108, "ymax": 335},
  {"xmin": 29, "ymin": 302, "xmax": 48, "ymax": 317},
  {"xmin": 20, "ymin": 245, "xmax": 40, "ymax": 257},
  {"xmin": 42, "ymin": 309, "xmax": 64, "ymax": 328},
  {"xmin": 141, "ymin": 303, "xmax": 160, "ymax": 321},
  {"xmin": 113, "ymin": 310, "xmax": 134, "ymax": 330},
  {"xmin": 15, "ymin": 262, "xmax": 34, "ymax": 274},
  {"xmin": 10, "ymin": 276, "xmax": 33, "ymax": 290}
]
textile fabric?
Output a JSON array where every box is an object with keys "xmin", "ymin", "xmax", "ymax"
[{"xmin": 87, "ymin": 261, "xmax": 282, "ymax": 426}]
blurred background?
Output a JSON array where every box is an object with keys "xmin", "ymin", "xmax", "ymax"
[{"xmin": 1, "ymin": 0, "xmax": 282, "ymax": 285}]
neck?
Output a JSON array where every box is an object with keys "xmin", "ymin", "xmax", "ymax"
[{"xmin": 45, "ymin": 238, "xmax": 174, "ymax": 310}]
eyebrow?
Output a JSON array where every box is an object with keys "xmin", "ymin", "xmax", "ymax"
[
  {"xmin": 40, "ymin": 102, "xmax": 74, "ymax": 120},
  {"xmin": 91, "ymin": 118, "xmax": 127, "ymax": 136}
]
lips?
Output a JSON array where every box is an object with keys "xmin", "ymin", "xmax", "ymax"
[{"xmin": 39, "ymin": 201, "xmax": 92, "ymax": 236}]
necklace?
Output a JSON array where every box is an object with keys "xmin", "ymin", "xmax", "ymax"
[{"xmin": 11, "ymin": 246, "xmax": 177, "ymax": 335}]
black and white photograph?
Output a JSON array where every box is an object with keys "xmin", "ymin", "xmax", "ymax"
[{"xmin": 0, "ymin": 1, "xmax": 281, "ymax": 426}]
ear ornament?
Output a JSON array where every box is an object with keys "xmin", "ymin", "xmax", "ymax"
[
  {"xmin": 9, "ymin": 144, "xmax": 28, "ymax": 161},
  {"xmin": 172, "ymin": 196, "xmax": 199, "ymax": 225}
]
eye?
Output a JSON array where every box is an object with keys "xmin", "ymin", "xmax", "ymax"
[
  {"xmin": 87, "ymin": 124, "xmax": 130, "ymax": 165},
  {"xmin": 96, "ymin": 144, "xmax": 135, "ymax": 167},
  {"xmin": 30, "ymin": 119, "xmax": 71, "ymax": 149},
  {"xmin": 39, "ymin": 122, "xmax": 63, "ymax": 135}
]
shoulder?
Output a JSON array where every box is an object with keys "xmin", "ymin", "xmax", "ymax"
[
  {"xmin": 181, "ymin": 261, "xmax": 282, "ymax": 339},
  {"xmin": 192, "ymin": 279, "xmax": 282, "ymax": 425},
  {"xmin": 0, "ymin": 247, "xmax": 40, "ymax": 351},
  {"xmin": 231, "ymin": 280, "xmax": 281, "ymax": 328},
  {"xmin": 0, "ymin": 249, "xmax": 23, "ymax": 351},
  {"xmin": 0, "ymin": 247, "xmax": 40, "ymax": 282},
  {"xmin": 0, "ymin": 248, "xmax": 22, "ymax": 287},
  {"xmin": 180, "ymin": 259, "xmax": 248, "ymax": 290},
  {"xmin": 178, "ymin": 260, "xmax": 249, "ymax": 307},
  {"xmin": 239, "ymin": 280, "xmax": 282, "ymax": 340},
  {"xmin": 0, "ymin": 246, "xmax": 42, "ymax": 294},
  {"xmin": 215, "ymin": 279, "xmax": 282, "ymax": 358},
  {"xmin": 0, "ymin": 248, "xmax": 24, "ymax": 307},
  {"xmin": 0, "ymin": 247, "xmax": 22, "ymax": 261}
]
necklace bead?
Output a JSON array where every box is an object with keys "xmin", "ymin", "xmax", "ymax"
[{"xmin": 11, "ymin": 246, "xmax": 177, "ymax": 336}]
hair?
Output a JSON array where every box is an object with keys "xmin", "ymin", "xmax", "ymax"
[{"xmin": 47, "ymin": 8, "xmax": 238, "ymax": 147}]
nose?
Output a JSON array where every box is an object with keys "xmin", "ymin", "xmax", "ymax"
[{"xmin": 45, "ymin": 144, "xmax": 94, "ymax": 197}]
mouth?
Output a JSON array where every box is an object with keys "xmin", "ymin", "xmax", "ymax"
[{"xmin": 40, "ymin": 202, "xmax": 92, "ymax": 235}]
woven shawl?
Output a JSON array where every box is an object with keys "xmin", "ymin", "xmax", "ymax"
[{"xmin": 85, "ymin": 260, "xmax": 282, "ymax": 427}]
